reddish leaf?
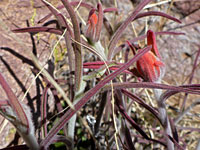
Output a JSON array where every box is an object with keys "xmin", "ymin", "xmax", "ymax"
[
  {"xmin": 108, "ymin": 0, "xmax": 152, "ymax": 60},
  {"xmin": 134, "ymin": 11, "xmax": 181, "ymax": 23},
  {"xmin": 12, "ymin": 27, "xmax": 62, "ymax": 35},
  {"xmin": 61, "ymin": 0, "xmax": 82, "ymax": 91},
  {"xmin": 40, "ymin": 46, "xmax": 152, "ymax": 147},
  {"xmin": 0, "ymin": 73, "xmax": 29, "ymax": 133},
  {"xmin": 95, "ymin": 3, "xmax": 103, "ymax": 42}
]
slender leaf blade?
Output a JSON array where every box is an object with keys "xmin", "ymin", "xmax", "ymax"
[
  {"xmin": 40, "ymin": 46, "xmax": 152, "ymax": 147},
  {"xmin": 134, "ymin": 11, "xmax": 181, "ymax": 23},
  {"xmin": 108, "ymin": 0, "xmax": 152, "ymax": 60},
  {"xmin": 12, "ymin": 27, "xmax": 62, "ymax": 35},
  {"xmin": 0, "ymin": 73, "xmax": 29, "ymax": 132}
]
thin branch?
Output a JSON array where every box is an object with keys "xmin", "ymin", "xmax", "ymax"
[
  {"xmin": 181, "ymin": 46, "xmax": 200, "ymax": 111},
  {"xmin": 175, "ymin": 99, "xmax": 200, "ymax": 124}
]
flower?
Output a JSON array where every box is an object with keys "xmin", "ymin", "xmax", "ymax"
[
  {"xmin": 86, "ymin": 8, "xmax": 98, "ymax": 42},
  {"xmin": 136, "ymin": 30, "xmax": 165, "ymax": 82}
]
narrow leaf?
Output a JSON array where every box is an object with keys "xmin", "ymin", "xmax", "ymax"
[
  {"xmin": 108, "ymin": 0, "xmax": 152, "ymax": 60},
  {"xmin": 103, "ymin": 82, "xmax": 200, "ymax": 95},
  {"xmin": 117, "ymin": 102, "xmax": 165, "ymax": 146},
  {"xmin": 95, "ymin": 3, "xmax": 103, "ymax": 42},
  {"xmin": 134, "ymin": 11, "xmax": 181, "ymax": 23},
  {"xmin": 40, "ymin": 46, "xmax": 152, "ymax": 147},
  {"xmin": 115, "ymin": 90, "xmax": 135, "ymax": 149},
  {"xmin": 0, "ymin": 73, "xmax": 29, "ymax": 132},
  {"xmin": 160, "ymin": 84, "xmax": 200, "ymax": 104},
  {"xmin": 61, "ymin": 0, "xmax": 82, "ymax": 91},
  {"xmin": 12, "ymin": 27, "xmax": 62, "ymax": 35},
  {"xmin": 121, "ymin": 89, "xmax": 160, "ymax": 121},
  {"xmin": 117, "ymin": 104, "xmax": 150, "ymax": 139},
  {"xmin": 103, "ymin": 7, "xmax": 118, "ymax": 13},
  {"xmin": 41, "ymin": 85, "xmax": 49, "ymax": 138}
]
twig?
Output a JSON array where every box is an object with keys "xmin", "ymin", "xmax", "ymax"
[
  {"xmin": 181, "ymin": 46, "xmax": 200, "ymax": 111},
  {"xmin": 175, "ymin": 99, "xmax": 200, "ymax": 125}
]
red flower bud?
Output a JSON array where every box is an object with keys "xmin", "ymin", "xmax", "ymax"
[
  {"xmin": 136, "ymin": 30, "xmax": 165, "ymax": 82},
  {"xmin": 147, "ymin": 30, "xmax": 161, "ymax": 59},
  {"xmin": 86, "ymin": 9, "xmax": 98, "ymax": 42}
]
